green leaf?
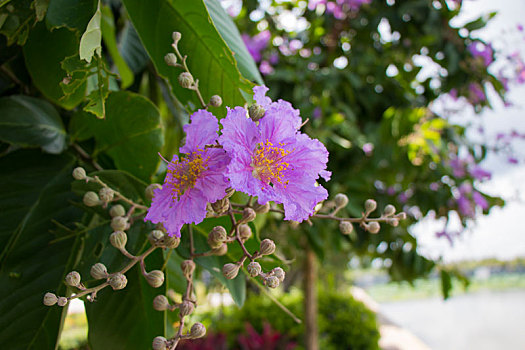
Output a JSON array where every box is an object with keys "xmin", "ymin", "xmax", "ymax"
[
  {"xmin": 0, "ymin": 95, "xmax": 66, "ymax": 154},
  {"xmin": 0, "ymin": 0, "xmax": 35, "ymax": 45},
  {"xmin": 34, "ymin": 0, "xmax": 50, "ymax": 21},
  {"xmin": 70, "ymin": 91, "xmax": 164, "ymax": 181},
  {"xmin": 119, "ymin": 22, "xmax": 150, "ymax": 74},
  {"xmin": 463, "ymin": 12, "xmax": 497, "ymax": 32},
  {"xmin": 440, "ymin": 269, "xmax": 452, "ymax": 300},
  {"xmin": 122, "ymin": 0, "xmax": 254, "ymax": 116},
  {"xmin": 0, "ymin": 150, "xmax": 83, "ymax": 349},
  {"xmin": 46, "ymin": 0, "xmax": 97, "ymax": 32},
  {"xmin": 79, "ymin": 1, "xmax": 102, "ymax": 63}
]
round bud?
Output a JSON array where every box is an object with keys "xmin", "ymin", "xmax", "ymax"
[
  {"xmin": 383, "ymin": 204, "xmax": 396, "ymax": 217},
  {"xmin": 239, "ymin": 207, "xmax": 256, "ymax": 224},
  {"xmin": 339, "ymin": 221, "xmax": 353, "ymax": 235},
  {"xmin": 110, "ymin": 231, "xmax": 128, "ymax": 249},
  {"xmin": 272, "ymin": 267, "xmax": 285, "ymax": 283},
  {"xmin": 145, "ymin": 270, "xmax": 165, "ymax": 288},
  {"xmin": 99, "ymin": 187, "xmax": 114, "ymax": 203},
  {"xmin": 259, "ymin": 239, "xmax": 276, "ymax": 256},
  {"xmin": 395, "ymin": 212, "xmax": 407, "ymax": 220},
  {"xmin": 367, "ymin": 221, "xmax": 380, "ymax": 234},
  {"xmin": 164, "ymin": 53, "xmax": 177, "ymax": 66},
  {"xmin": 207, "ymin": 226, "xmax": 227, "ymax": 249},
  {"xmin": 152, "ymin": 336, "xmax": 167, "ymax": 350},
  {"xmin": 179, "ymin": 300, "xmax": 195, "ymax": 316},
  {"xmin": 146, "ymin": 183, "xmax": 162, "ymax": 201},
  {"xmin": 211, "ymin": 198, "xmax": 229, "ymax": 215},
  {"xmin": 65, "ymin": 271, "xmax": 81, "ymax": 287},
  {"xmin": 109, "ymin": 273, "xmax": 128, "ymax": 290},
  {"xmin": 209, "ymin": 95, "xmax": 222, "ymax": 107},
  {"xmin": 153, "ymin": 295, "xmax": 170, "ymax": 311},
  {"xmin": 211, "ymin": 243, "xmax": 228, "ymax": 256},
  {"xmin": 148, "ymin": 230, "xmax": 165, "ymax": 245},
  {"xmin": 364, "ymin": 199, "xmax": 377, "ymax": 213},
  {"xmin": 163, "ymin": 234, "xmax": 180, "ymax": 249},
  {"xmin": 247, "ymin": 261, "xmax": 262, "ymax": 277},
  {"xmin": 172, "ymin": 31, "xmax": 182, "ymax": 44},
  {"xmin": 83, "ymin": 191, "xmax": 100, "ymax": 207},
  {"xmin": 72, "ymin": 167, "xmax": 86, "ymax": 180},
  {"xmin": 265, "ymin": 276, "xmax": 279, "ymax": 289},
  {"xmin": 43, "ymin": 292, "xmax": 58, "ymax": 306},
  {"xmin": 225, "ymin": 187, "xmax": 235, "ymax": 198},
  {"xmin": 181, "ymin": 260, "xmax": 196, "ymax": 278},
  {"xmin": 238, "ymin": 224, "xmax": 252, "ymax": 241},
  {"xmin": 222, "ymin": 263, "xmax": 240, "ymax": 279},
  {"xmin": 90, "ymin": 263, "xmax": 108, "ymax": 280},
  {"xmin": 334, "ymin": 193, "xmax": 349, "ymax": 208},
  {"xmin": 190, "ymin": 322, "xmax": 207, "ymax": 339},
  {"xmin": 387, "ymin": 218, "xmax": 399, "ymax": 227},
  {"xmin": 248, "ymin": 104, "xmax": 265, "ymax": 121},
  {"xmin": 253, "ymin": 202, "xmax": 270, "ymax": 214},
  {"xmin": 178, "ymin": 72, "xmax": 194, "ymax": 89},
  {"xmin": 109, "ymin": 204, "xmax": 126, "ymax": 218},
  {"xmin": 57, "ymin": 297, "xmax": 68, "ymax": 307},
  {"xmin": 111, "ymin": 216, "xmax": 128, "ymax": 231}
]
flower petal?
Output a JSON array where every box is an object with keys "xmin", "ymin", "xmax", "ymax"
[
  {"xmin": 253, "ymin": 85, "xmax": 272, "ymax": 108},
  {"xmin": 163, "ymin": 189, "xmax": 208, "ymax": 237},
  {"xmin": 180, "ymin": 109, "xmax": 219, "ymax": 154},
  {"xmin": 274, "ymin": 179, "xmax": 328, "ymax": 222},
  {"xmin": 194, "ymin": 148, "xmax": 231, "ymax": 202},
  {"xmin": 219, "ymin": 107, "xmax": 259, "ymax": 160}
]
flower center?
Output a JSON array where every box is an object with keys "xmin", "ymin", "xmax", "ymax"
[
  {"xmin": 167, "ymin": 150, "xmax": 208, "ymax": 199},
  {"xmin": 251, "ymin": 140, "xmax": 292, "ymax": 187}
]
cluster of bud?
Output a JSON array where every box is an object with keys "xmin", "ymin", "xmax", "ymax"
[
  {"xmin": 65, "ymin": 271, "xmax": 81, "ymax": 287},
  {"xmin": 145, "ymin": 270, "xmax": 165, "ymax": 288},
  {"xmin": 179, "ymin": 300, "xmax": 194, "ymax": 316},
  {"xmin": 238, "ymin": 224, "xmax": 252, "ymax": 241},
  {"xmin": 99, "ymin": 187, "xmax": 114, "ymax": 203},
  {"xmin": 178, "ymin": 72, "xmax": 194, "ymax": 89},
  {"xmin": 364, "ymin": 221, "xmax": 380, "ymax": 234},
  {"xmin": 111, "ymin": 216, "xmax": 129, "ymax": 231},
  {"xmin": 91, "ymin": 263, "xmax": 108, "ymax": 279},
  {"xmin": 222, "ymin": 263, "xmax": 240, "ymax": 279},
  {"xmin": 263, "ymin": 267, "xmax": 286, "ymax": 288},
  {"xmin": 110, "ymin": 231, "xmax": 128, "ymax": 250},
  {"xmin": 109, "ymin": 273, "xmax": 128, "ymax": 290},
  {"xmin": 383, "ymin": 204, "xmax": 396, "ymax": 217},
  {"xmin": 339, "ymin": 221, "xmax": 353, "ymax": 235},
  {"xmin": 211, "ymin": 197, "xmax": 229, "ymax": 215},
  {"xmin": 246, "ymin": 261, "xmax": 262, "ymax": 277},
  {"xmin": 153, "ymin": 295, "xmax": 170, "ymax": 311},
  {"xmin": 109, "ymin": 204, "xmax": 126, "ymax": 218},
  {"xmin": 364, "ymin": 199, "xmax": 377, "ymax": 214},
  {"xmin": 207, "ymin": 226, "xmax": 227, "ymax": 249},
  {"xmin": 83, "ymin": 191, "xmax": 101, "ymax": 207},
  {"xmin": 259, "ymin": 239, "xmax": 276, "ymax": 256},
  {"xmin": 239, "ymin": 208, "xmax": 256, "ymax": 224}
]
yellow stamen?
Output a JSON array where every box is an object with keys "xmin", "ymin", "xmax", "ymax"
[
  {"xmin": 167, "ymin": 150, "xmax": 208, "ymax": 199},
  {"xmin": 251, "ymin": 140, "xmax": 292, "ymax": 187}
]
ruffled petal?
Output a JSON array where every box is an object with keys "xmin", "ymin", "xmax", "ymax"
[
  {"xmin": 163, "ymin": 189, "xmax": 208, "ymax": 237},
  {"xmin": 274, "ymin": 179, "xmax": 328, "ymax": 222},
  {"xmin": 145, "ymin": 185, "xmax": 173, "ymax": 224},
  {"xmin": 194, "ymin": 148, "xmax": 231, "ymax": 202},
  {"xmin": 253, "ymin": 85, "xmax": 272, "ymax": 108},
  {"xmin": 180, "ymin": 109, "xmax": 219, "ymax": 154},
  {"xmin": 281, "ymin": 133, "xmax": 330, "ymax": 181},
  {"xmin": 219, "ymin": 107, "xmax": 259, "ymax": 161},
  {"xmin": 260, "ymin": 101, "xmax": 302, "ymax": 143}
]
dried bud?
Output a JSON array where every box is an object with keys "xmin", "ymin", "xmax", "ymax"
[
  {"xmin": 395, "ymin": 212, "xmax": 407, "ymax": 220},
  {"xmin": 179, "ymin": 300, "xmax": 194, "ymax": 316},
  {"xmin": 259, "ymin": 239, "xmax": 276, "ymax": 256},
  {"xmin": 83, "ymin": 191, "xmax": 100, "ymax": 207},
  {"xmin": 387, "ymin": 218, "xmax": 399, "ymax": 227},
  {"xmin": 109, "ymin": 204, "xmax": 126, "ymax": 218},
  {"xmin": 172, "ymin": 31, "xmax": 182, "ymax": 44},
  {"xmin": 152, "ymin": 336, "xmax": 167, "ymax": 350},
  {"xmin": 146, "ymin": 183, "xmax": 162, "ymax": 201},
  {"xmin": 91, "ymin": 263, "xmax": 108, "ymax": 280},
  {"xmin": 181, "ymin": 260, "xmax": 196, "ymax": 278},
  {"xmin": 109, "ymin": 273, "xmax": 128, "ymax": 290},
  {"xmin": 65, "ymin": 271, "xmax": 81, "ymax": 287},
  {"xmin": 253, "ymin": 202, "xmax": 270, "ymax": 214},
  {"xmin": 247, "ymin": 261, "xmax": 262, "ymax": 277},
  {"xmin": 148, "ymin": 230, "xmax": 165, "ymax": 245},
  {"xmin": 364, "ymin": 199, "xmax": 377, "ymax": 213},
  {"xmin": 211, "ymin": 197, "xmax": 229, "ymax": 215},
  {"xmin": 57, "ymin": 297, "xmax": 68, "ymax": 307},
  {"xmin": 222, "ymin": 263, "xmax": 240, "ymax": 279},
  {"xmin": 145, "ymin": 270, "xmax": 165, "ymax": 288},
  {"xmin": 334, "ymin": 193, "xmax": 349, "ymax": 208},
  {"xmin": 248, "ymin": 104, "xmax": 265, "ymax": 121},
  {"xmin": 272, "ymin": 267, "xmax": 285, "ymax": 283},
  {"xmin": 383, "ymin": 204, "xmax": 396, "ymax": 217},
  {"xmin": 163, "ymin": 234, "xmax": 180, "ymax": 249},
  {"xmin": 178, "ymin": 72, "xmax": 194, "ymax": 89},
  {"xmin": 238, "ymin": 224, "xmax": 252, "ymax": 241},
  {"xmin": 190, "ymin": 322, "xmax": 207, "ymax": 339},
  {"xmin": 110, "ymin": 231, "xmax": 128, "ymax": 249},
  {"xmin": 72, "ymin": 167, "xmax": 86, "ymax": 180},
  {"xmin": 207, "ymin": 226, "xmax": 227, "ymax": 249},
  {"xmin": 209, "ymin": 95, "xmax": 222, "ymax": 107},
  {"xmin": 43, "ymin": 292, "xmax": 58, "ymax": 306},
  {"xmin": 339, "ymin": 221, "xmax": 353, "ymax": 235},
  {"xmin": 111, "ymin": 216, "xmax": 128, "ymax": 231},
  {"xmin": 99, "ymin": 187, "xmax": 114, "ymax": 202},
  {"xmin": 366, "ymin": 221, "xmax": 380, "ymax": 234},
  {"xmin": 265, "ymin": 276, "xmax": 279, "ymax": 288},
  {"xmin": 153, "ymin": 295, "xmax": 170, "ymax": 311},
  {"xmin": 239, "ymin": 207, "xmax": 256, "ymax": 224},
  {"xmin": 211, "ymin": 243, "xmax": 228, "ymax": 256},
  {"xmin": 164, "ymin": 53, "xmax": 177, "ymax": 66}
]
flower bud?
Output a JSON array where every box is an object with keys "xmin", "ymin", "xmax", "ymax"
[
  {"xmin": 207, "ymin": 226, "xmax": 227, "ymax": 249},
  {"xmin": 395, "ymin": 212, "xmax": 407, "ymax": 220},
  {"xmin": 179, "ymin": 300, "xmax": 195, "ymax": 316},
  {"xmin": 272, "ymin": 267, "xmax": 285, "ymax": 283},
  {"xmin": 148, "ymin": 230, "xmax": 165, "ymax": 245},
  {"xmin": 265, "ymin": 276, "xmax": 279, "ymax": 288},
  {"xmin": 145, "ymin": 270, "xmax": 165, "ymax": 288},
  {"xmin": 65, "ymin": 271, "xmax": 81, "ymax": 287},
  {"xmin": 238, "ymin": 224, "xmax": 252, "ymax": 241},
  {"xmin": 110, "ymin": 231, "xmax": 128, "ymax": 249},
  {"xmin": 181, "ymin": 260, "xmax": 196, "ymax": 278},
  {"xmin": 253, "ymin": 202, "xmax": 270, "ymax": 214},
  {"xmin": 57, "ymin": 297, "xmax": 68, "ymax": 307},
  {"xmin": 172, "ymin": 31, "xmax": 182, "ymax": 44},
  {"xmin": 247, "ymin": 261, "xmax": 262, "ymax": 277},
  {"xmin": 43, "ymin": 292, "xmax": 58, "ymax": 306},
  {"xmin": 153, "ymin": 295, "xmax": 170, "ymax": 311},
  {"xmin": 383, "ymin": 204, "xmax": 396, "ymax": 217},
  {"xmin": 99, "ymin": 187, "xmax": 114, "ymax": 202},
  {"xmin": 152, "ymin": 336, "xmax": 167, "ymax": 350},
  {"xmin": 163, "ymin": 234, "xmax": 180, "ymax": 249},
  {"xmin": 111, "ymin": 216, "xmax": 128, "ymax": 231},
  {"xmin": 83, "ymin": 191, "xmax": 100, "ymax": 207},
  {"xmin": 364, "ymin": 199, "xmax": 377, "ymax": 213},
  {"xmin": 366, "ymin": 221, "xmax": 380, "ymax": 234},
  {"xmin": 259, "ymin": 239, "xmax": 276, "ymax": 256},
  {"xmin": 146, "ymin": 183, "xmax": 162, "ymax": 201},
  {"xmin": 178, "ymin": 72, "xmax": 194, "ymax": 89},
  {"xmin": 190, "ymin": 322, "xmax": 207, "ymax": 339},
  {"xmin": 109, "ymin": 204, "xmax": 126, "ymax": 218},
  {"xmin": 239, "ymin": 207, "xmax": 256, "ymax": 224},
  {"xmin": 334, "ymin": 193, "xmax": 349, "ymax": 208},
  {"xmin": 164, "ymin": 53, "xmax": 177, "ymax": 66},
  {"xmin": 90, "ymin": 263, "xmax": 108, "ymax": 279},
  {"xmin": 387, "ymin": 218, "xmax": 399, "ymax": 227},
  {"xmin": 222, "ymin": 263, "xmax": 240, "ymax": 279},
  {"xmin": 209, "ymin": 95, "xmax": 222, "ymax": 107},
  {"xmin": 72, "ymin": 167, "xmax": 86, "ymax": 180},
  {"xmin": 225, "ymin": 187, "xmax": 235, "ymax": 198},
  {"xmin": 109, "ymin": 273, "xmax": 128, "ymax": 290},
  {"xmin": 248, "ymin": 104, "xmax": 265, "ymax": 121},
  {"xmin": 339, "ymin": 221, "xmax": 353, "ymax": 235},
  {"xmin": 211, "ymin": 243, "xmax": 228, "ymax": 256},
  {"xmin": 211, "ymin": 197, "xmax": 229, "ymax": 215}
]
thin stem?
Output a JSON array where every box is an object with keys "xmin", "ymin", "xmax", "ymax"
[
  {"xmin": 72, "ymin": 143, "xmax": 103, "ymax": 171},
  {"xmin": 251, "ymin": 279, "xmax": 302, "ymax": 324},
  {"xmin": 90, "ymin": 175, "xmax": 148, "ymax": 211},
  {"xmin": 172, "ymin": 47, "xmax": 207, "ymax": 109}
]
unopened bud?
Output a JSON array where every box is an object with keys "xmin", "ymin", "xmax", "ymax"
[
  {"xmin": 248, "ymin": 104, "xmax": 265, "ymax": 121},
  {"xmin": 99, "ymin": 187, "xmax": 114, "ymax": 202},
  {"xmin": 148, "ymin": 230, "xmax": 165, "ymax": 245},
  {"xmin": 178, "ymin": 72, "xmax": 194, "ymax": 89},
  {"xmin": 367, "ymin": 221, "xmax": 380, "ymax": 234},
  {"xmin": 265, "ymin": 276, "xmax": 279, "ymax": 288},
  {"xmin": 395, "ymin": 212, "xmax": 407, "ymax": 220},
  {"xmin": 43, "ymin": 292, "xmax": 58, "ymax": 306},
  {"xmin": 179, "ymin": 300, "xmax": 194, "ymax": 316},
  {"xmin": 163, "ymin": 234, "xmax": 180, "ymax": 249},
  {"xmin": 209, "ymin": 95, "xmax": 222, "ymax": 107},
  {"xmin": 90, "ymin": 263, "xmax": 108, "ymax": 279},
  {"xmin": 146, "ymin": 183, "xmax": 162, "ymax": 201},
  {"xmin": 238, "ymin": 224, "xmax": 252, "ymax": 241},
  {"xmin": 383, "ymin": 204, "xmax": 396, "ymax": 217},
  {"xmin": 387, "ymin": 218, "xmax": 399, "ymax": 227},
  {"xmin": 259, "ymin": 239, "xmax": 276, "ymax": 256},
  {"xmin": 152, "ymin": 336, "xmax": 167, "ymax": 350},
  {"xmin": 83, "ymin": 191, "xmax": 100, "ymax": 207},
  {"xmin": 364, "ymin": 199, "xmax": 377, "ymax": 213},
  {"xmin": 211, "ymin": 197, "xmax": 229, "ymax": 215},
  {"xmin": 207, "ymin": 226, "xmax": 227, "ymax": 249},
  {"xmin": 57, "ymin": 297, "xmax": 68, "ymax": 307},
  {"xmin": 253, "ymin": 202, "xmax": 270, "ymax": 214},
  {"xmin": 172, "ymin": 31, "xmax": 182, "ymax": 44},
  {"xmin": 190, "ymin": 322, "xmax": 206, "ymax": 339},
  {"xmin": 153, "ymin": 295, "xmax": 170, "ymax": 311},
  {"xmin": 211, "ymin": 243, "xmax": 227, "ymax": 256},
  {"xmin": 222, "ymin": 263, "xmax": 240, "ymax": 279},
  {"xmin": 109, "ymin": 273, "xmax": 128, "ymax": 290},
  {"xmin": 145, "ymin": 270, "xmax": 165, "ymax": 288},
  {"xmin": 225, "ymin": 187, "xmax": 235, "ymax": 198},
  {"xmin": 247, "ymin": 261, "xmax": 262, "ymax": 277},
  {"xmin": 72, "ymin": 167, "xmax": 86, "ymax": 180},
  {"xmin": 65, "ymin": 271, "xmax": 81, "ymax": 287},
  {"xmin": 339, "ymin": 221, "xmax": 353, "ymax": 235},
  {"xmin": 110, "ymin": 231, "xmax": 127, "ymax": 249},
  {"xmin": 272, "ymin": 267, "xmax": 285, "ymax": 283},
  {"xmin": 109, "ymin": 204, "xmax": 126, "ymax": 218},
  {"xmin": 334, "ymin": 193, "xmax": 349, "ymax": 208},
  {"xmin": 111, "ymin": 216, "xmax": 128, "ymax": 231},
  {"xmin": 181, "ymin": 260, "xmax": 196, "ymax": 278},
  {"xmin": 164, "ymin": 53, "xmax": 177, "ymax": 66},
  {"xmin": 239, "ymin": 207, "xmax": 256, "ymax": 224}
]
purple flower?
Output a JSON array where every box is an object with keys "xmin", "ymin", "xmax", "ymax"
[
  {"xmin": 146, "ymin": 110, "xmax": 230, "ymax": 236},
  {"xmin": 468, "ymin": 41, "xmax": 493, "ymax": 67},
  {"xmin": 508, "ymin": 157, "xmax": 519, "ymax": 164},
  {"xmin": 362, "ymin": 142, "xmax": 374, "ymax": 156},
  {"xmin": 468, "ymin": 83, "xmax": 485, "ymax": 104},
  {"xmin": 449, "ymin": 157, "xmax": 467, "ymax": 178},
  {"xmin": 242, "ymin": 31, "xmax": 271, "ymax": 63},
  {"xmin": 259, "ymin": 60, "xmax": 274, "ymax": 75},
  {"xmin": 219, "ymin": 86, "xmax": 331, "ymax": 222},
  {"xmin": 472, "ymin": 191, "xmax": 488, "ymax": 210},
  {"xmin": 470, "ymin": 166, "xmax": 491, "ymax": 181}
]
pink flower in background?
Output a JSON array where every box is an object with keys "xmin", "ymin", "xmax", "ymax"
[
  {"xmin": 468, "ymin": 41, "xmax": 494, "ymax": 67},
  {"xmin": 242, "ymin": 30, "xmax": 271, "ymax": 63},
  {"xmin": 259, "ymin": 60, "xmax": 274, "ymax": 75}
]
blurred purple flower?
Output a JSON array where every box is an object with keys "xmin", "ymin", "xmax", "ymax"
[
  {"xmin": 362, "ymin": 142, "xmax": 374, "ymax": 156},
  {"xmin": 472, "ymin": 191, "xmax": 488, "ymax": 210},
  {"xmin": 470, "ymin": 166, "xmax": 491, "ymax": 181},
  {"xmin": 259, "ymin": 60, "xmax": 274, "ymax": 75},
  {"xmin": 269, "ymin": 52, "xmax": 279, "ymax": 65},
  {"xmin": 429, "ymin": 182, "xmax": 440, "ymax": 191},
  {"xmin": 449, "ymin": 157, "xmax": 467, "ymax": 178},
  {"xmin": 508, "ymin": 157, "xmax": 519, "ymax": 164},
  {"xmin": 468, "ymin": 83, "xmax": 485, "ymax": 104},
  {"xmin": 518, "ymin": 24, "xmax": 524, "ymax": 32},
  {"xmin": 242, "ymin": 31, "xmax": 271, "ymax": 63},
  {"xmin": 312, "ymin": 107, "xmax": 322, "ymax": 119},
  {"xmin": 468, "ymin": 41, "xmax": 493, "ymax": 66}
]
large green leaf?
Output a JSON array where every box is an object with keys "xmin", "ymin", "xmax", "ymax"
[
  {"xmin": 0, "ymin": 95, "xmax": 66, "ymax": 154},
  {"xmin": 79, "ymin": 1, "xmax": 102, "ymax": 63},
  {"xmin": 122, "ymin": 0, "xmax": 253, "ymax": 116},
  {"xmin": 46, "ymin": 0, "xmax": 97, "ymax": 32},
  {"xmin": 0, "ymin": 150, "xmax": 83, "ymax": 349},
  {"xmin": 70, "ymin": 91, "xmax": 164, "ymax": 181}
]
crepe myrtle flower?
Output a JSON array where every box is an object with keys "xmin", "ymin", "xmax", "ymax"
[
  {"xmin": 219, "ymin": 86, "xmax": 331, "ymax": 222},
  {"xmin": 145, "ymin": 110, "xmax": 230, "ymax": 237}
]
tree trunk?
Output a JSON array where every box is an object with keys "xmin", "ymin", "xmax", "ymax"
[{"xmin": 304, "ymin": 244, "xmax": 318, "ymax": 350}]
